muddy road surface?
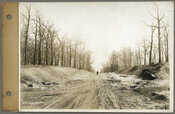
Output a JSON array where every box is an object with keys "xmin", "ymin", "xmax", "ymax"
[{"xmin": 21, "ymin": 73, "xmax": 169, "ymax": 109}]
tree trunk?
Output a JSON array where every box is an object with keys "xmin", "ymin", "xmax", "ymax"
[
  {"xmin": 149, "ymin": 30, "xmax": 154, "ymax": 65},
  {"xmin": 24, "ymin": 29, "xmax": 28, "ymax": 65},
  {"xmin": 34, "ymin": 24, "xmax": 37, "ymax": 65},
  {"xmin": 51, "ymin": 37, "xmax": 53, "ymax": 65},
  {"xmin": 45, "ymin": 35, "xmax": 49, "ymax": 65},
  {"xmin": 166, "ymin": 36, "xmax": 169, "ymax": 62},
  {"xmin": 38, "ymin": 20, "xmax": 42, "ymax": 65},
  {"xmin": 67, "ymin": 47, "xmax": 69, "ymax": 67},
  {"xmin": 24, "ymin": 18, "xmax": 30, "ymax": 65},
  {"xmin": 61, "ymin": 45, "xmax": 64, "ymax": 67},
  {"xmin": 158, "ymin": 20, "xmax": 161, "ymax": 63},
  {"xmin": 144, "ymin": 50, "xmax": 146, "ymax": 65},
  {"xmin": 69, "ymin": 43, "xmax": 72, "ymax": 67},
  {"xmin": 74, "ymin": 47, "xmax": 77, "ymax": 68}
]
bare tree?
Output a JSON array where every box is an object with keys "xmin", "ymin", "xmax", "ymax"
[
  {"xmin": 20, "ymin": 6, "xmax": 94, "ymax": 72},
  {"xmin": 162, "ymin": 22, "xmax": 170, "ymax": 62},
  {"xmin": 141, "ymin": 38, "xmax": 149, "ymax": 65},
  {"xmin": 42, "ymin": 22, "xmax": 54, "ymax": 65},
  {"xmin": 21, "ymin": 5, "xmax": 31, "ymax": 65},
  {"xmin": 38, "ymin": 15, "xmax": 43, "ymax": 65},
  {"xmin": 109, "ymin": 51, "xmax": 118, "ymax": 72},
  {"xmin": 56, "ymin": 33, "xmax": 67, "ymax": 67},
  {"xmin": 143, "ymin": 21, "xmax": 156, "ymax": 65},
  {"xmin": 33, "ymin": 12, "xmax": 38, "ymax": 65},
  {"xmin": 137, "ymin": 43, "xmax": 142, "ymax": 66},
  {"xmin": 73, "ymin": 38, "xmax": 82, "ymax": 68},
  {"xmin": 50, "ymin": 30, "xmax": 56, "ymax": 65},
  {"xmin": 148, "ymin": 6, "xmax": 164, "ymax": 63},
  {"xmin": 69, "ymin": 40, "xmax": 72, "ymax": 67}
]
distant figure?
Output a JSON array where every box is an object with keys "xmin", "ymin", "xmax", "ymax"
[{"xmin": 96, "ymin": 71, "xmax": 99, "ymax": 75}]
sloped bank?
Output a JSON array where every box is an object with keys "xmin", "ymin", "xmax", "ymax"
[{"xmin": 20, "ymin": 65, "xmax": 93, "ymax": 91}]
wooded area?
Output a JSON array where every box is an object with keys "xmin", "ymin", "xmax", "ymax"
[
  {"xmin": 20, "ymin": 5, "xmax": 94, "ymax": 72},
  {"xmin": 101, "ymin": 6, "xmax": 170, "ymax": 73}
]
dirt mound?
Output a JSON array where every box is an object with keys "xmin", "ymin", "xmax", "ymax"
[
  {"xmin": 139, "ymin": 69, "xmax": 156, "ymax": 80},
  {"xmin": 125, "ymin": 62, "xmax": 169, "ymax": 80}
]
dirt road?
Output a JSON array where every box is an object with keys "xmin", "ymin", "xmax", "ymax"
[{"xmin": 21, "ymin": 73, "xmax": 169, "ymax": 109}]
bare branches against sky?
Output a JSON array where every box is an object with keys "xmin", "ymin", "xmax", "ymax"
[{"xmin": 19, "ymin": 2, "xmax": 174, "ymax": 71}]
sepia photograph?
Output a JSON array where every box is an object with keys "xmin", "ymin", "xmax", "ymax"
[{"xmin": 19, "ymin": 2, "xmax": 174, "ymax": 112}]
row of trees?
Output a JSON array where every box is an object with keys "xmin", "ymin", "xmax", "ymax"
[
  {"xmin": 101, "ymin": 6, "xmax": 170, "ymax": 73},
  {"xmin": 20, "ymin": 5, "xmax": 94, "ymax": 72}
]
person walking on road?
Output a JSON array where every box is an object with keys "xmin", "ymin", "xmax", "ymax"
[{"xmin": 96, "ymin": 71, "xmax": 99, "ymax": 75}]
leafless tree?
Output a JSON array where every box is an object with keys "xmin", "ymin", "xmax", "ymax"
[
  {"xmin": 143, "ymin": 21, "xmax": 156, "ymax": 65},
  {"xmin": 162, "ymin": 22, "xmax": 170, "ymax": 62},
  {"xmin": 38, "ymin": 14, "xmax": 43, "ymax": 65},
  {"xmin": 141, "ymin": 38, "xmax": 149, "ymax": 65},
  {"xmin": 32, "ymin": 11, "xmax": 38, "ymax": 65},
  {"xmin": 20, "ymin": 6, "xmax": 94, "ymax": 72},
  {"xmin": 21, "ymin": 5, "xmax": 31, "ymax": 65},
  {"xmin": 148, "ymin": 6, "xmax": 164, "ymax": 63},
  {"xmin": 73, "ymin": 38, "xmax": 82, "ymax": 68}
]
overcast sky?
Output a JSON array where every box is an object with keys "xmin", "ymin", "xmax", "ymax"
[{"xmin": 20, "ymin": 2, "xmax": 174, "ymax": 71}]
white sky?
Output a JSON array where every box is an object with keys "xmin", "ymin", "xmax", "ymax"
[{"xmin": 19, "ymin": 2, "xmax": 174, "ymax": 71}]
